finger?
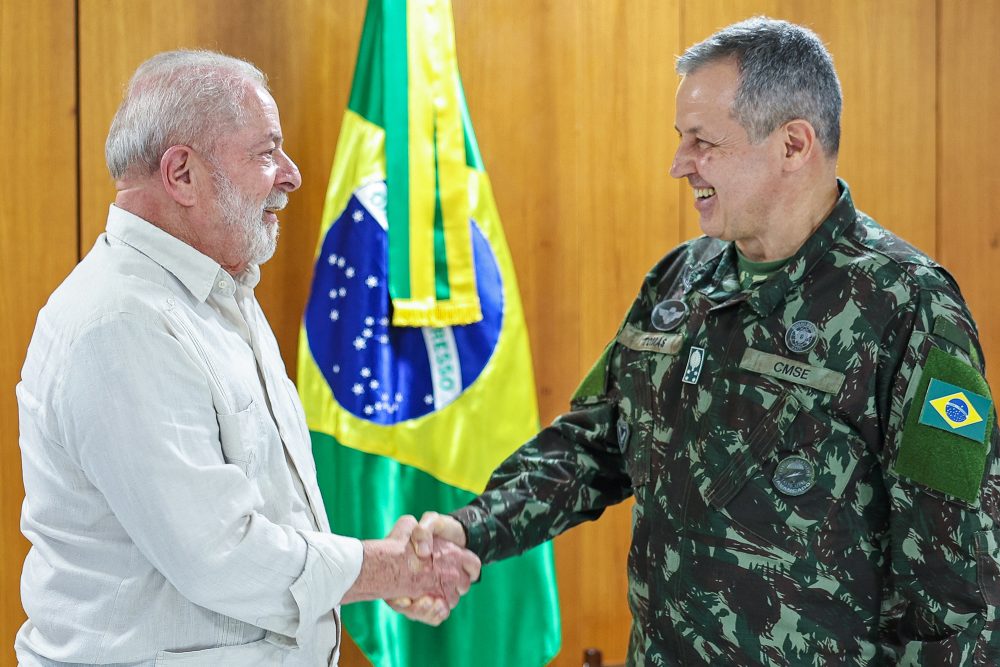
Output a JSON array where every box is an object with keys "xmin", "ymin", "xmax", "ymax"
[
  {"xmin": 461, "ymin": 550, "xmax": 482, "ymax": 582},
  {"xmin": 387, "ymin": 596, "xmax": 412, "ymax": 609},
  {"xmin": 409, "ymin": 522, "xmax": 433, "ymax": 559},
  {"xmin": 386, "ymin": 514, "xmax": 417, "ymax": 541},
  {"xmin": 432, "ymin": 598, "xmax": 450, "ymax": 626}
]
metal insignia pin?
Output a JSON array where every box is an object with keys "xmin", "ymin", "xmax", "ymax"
[
  {"xmin": 785, "ymin": 320, "xmax": 819, "ymax": 354},
  {"xmin": 681, "ymin": 346, "xmax": 705, "ymax": 384},
  {"xmin": 651, "ymin": 299, "xmax": 688, "ymax": 332},
  {"xmin": 772, "ymin": 455, "xmax": 816, "ymax": 496},
  {"xmin": 617, "ymin": 417, "xmax": 631, "ymax": 452}
]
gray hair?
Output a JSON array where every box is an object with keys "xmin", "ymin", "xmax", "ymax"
[
  {"xmin": 676, "ymin": 17, "xmax": 842, "ymax": 156},
  {"xmin": 105, "ymin": 50, "xmax": 268, "ymax": 179}
]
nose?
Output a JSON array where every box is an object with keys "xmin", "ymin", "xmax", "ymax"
[
  {"xmin": 276, "ymin": 149, "xmax": 302, "ymax": 192},
  {"xmin": 669, "ymin": 143, "xmax": 694, "ymax": 180}
]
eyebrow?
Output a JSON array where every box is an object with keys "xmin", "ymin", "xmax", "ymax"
[
  {"xmin": 256, "ymin": 132, "xmax": 283, "ymax": 148},
  {"xmin": 675, "ymin": 125, "xmax": 702, "ymax": 135}
]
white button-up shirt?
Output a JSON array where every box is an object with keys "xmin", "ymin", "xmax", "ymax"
[{"xmin": 16, "ymin": 206, "xmax": 363, "ymax": 666}]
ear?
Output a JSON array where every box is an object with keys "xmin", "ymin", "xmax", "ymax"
[
  {"xmin": 159, "ymin": 145, "xmax": 200, "ymax": 207},
  {"xmin": 780, "ymin": 119, "xmax": 818, "ymax": 172}
]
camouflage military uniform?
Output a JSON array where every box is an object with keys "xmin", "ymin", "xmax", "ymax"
[{"xmin": 453, "ymin": 182, "xmax": 1000, "ymax": 665}]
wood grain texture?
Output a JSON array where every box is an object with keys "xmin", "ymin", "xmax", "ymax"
[
  {"xmin": 938, "ymin": 0, "xmax": 1000, "ymax": 386},
  {"xmin": 0, "ymin": 0, "xmax": 79, "ymax": 662},
  {"xmin": 453, "ymin": 2, "xmax": 680, "ymax": 661},
  {"xmin": 463, "ymin": 3, "xmax": 678, "ymax": 661},
  {"xmin": 679, "ymin": 0, "xmax": 937, "ymax": 253},
  {"xmin": 3, "ymin": 2, "xmax": 995, "ymax": 666}
]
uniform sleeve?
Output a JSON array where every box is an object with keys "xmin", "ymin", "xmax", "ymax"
[
  {"xmin": 453, "ymin": 344, "xmax": 633, "ymax": 564},
  {"xmin": 56, "ymin": 314, "xmax": 362, "ymax": 643},
  {"xmin": 879, "ymin": 282, "xmax": 1000, "ymax": 664}
]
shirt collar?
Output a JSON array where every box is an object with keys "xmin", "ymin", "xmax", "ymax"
[
  {"xmin": 105, "ymin": 205, "xmax": 260, "ymax": 301},
  {"xmin": 687, "ymin": 179, "xmax": 857, "ymax": 317}
]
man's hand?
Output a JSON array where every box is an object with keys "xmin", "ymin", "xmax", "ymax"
[
  {"xmin": 388, "ymin": 511, "xmax": 473, "ymax": 625},
  {"xmin": 343, "ymin": 515, "xmax": 480, "ymax": 619}
]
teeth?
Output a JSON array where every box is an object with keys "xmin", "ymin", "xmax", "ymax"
[{"xmin": 694, "ymin": 187, "xmax": 716, "ymax": 199}]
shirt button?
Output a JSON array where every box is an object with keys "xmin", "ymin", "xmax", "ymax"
[{"xmin": 218, "ymin": 280, "xmax": 228, "ymax": 289}]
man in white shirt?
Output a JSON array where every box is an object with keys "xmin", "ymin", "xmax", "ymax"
[{"xmin": 15, "ymin": 50, "xmax": 478, "ymax": 667}]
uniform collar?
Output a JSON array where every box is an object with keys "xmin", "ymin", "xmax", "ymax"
[
  {"xmin": 687, "ymin": 179, "xmax": 857, "ymax": 317},
  {"xmin": 105, "ymin": 205, "xmax": 261, "ymax": 301}
]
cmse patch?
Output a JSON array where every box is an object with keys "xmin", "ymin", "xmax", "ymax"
[{"xmin": 895, "ymin": 347, "xmax": 995, "ymax": 504}]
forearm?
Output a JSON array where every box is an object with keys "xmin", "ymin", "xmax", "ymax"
[{"xmin": 456, "ymin": 403, "xmax": 633, "ymax": 563}]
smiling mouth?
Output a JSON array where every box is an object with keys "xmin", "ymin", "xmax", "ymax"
[{"xmin": 694, "ymin": 187, "xmax": 716, "ymax": 200}]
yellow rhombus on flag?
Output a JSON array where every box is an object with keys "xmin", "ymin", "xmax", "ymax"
[{"xmin": 296, "ymin": 1, "xmax": 561, "ymax": 665}]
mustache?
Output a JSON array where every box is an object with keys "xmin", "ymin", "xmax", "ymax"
[{"xmin": 263, "ymin": 190, "xmax": 288, "ymax": 212}]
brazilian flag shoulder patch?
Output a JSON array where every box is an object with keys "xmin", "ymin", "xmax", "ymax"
[{"xmin": 895, "ymin": 346, "xmax": 995, "ymax": 504}]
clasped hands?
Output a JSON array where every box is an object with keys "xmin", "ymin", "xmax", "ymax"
[{"xmin": 385, "ymin": 511, "xmax": 473, "ymax": 626}]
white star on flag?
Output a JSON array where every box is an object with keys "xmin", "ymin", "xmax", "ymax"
[
  {"xmin": 352, "ymin": 383, "xmax": 364, "ymax": 395},
  {"xmin": 353, "ymin": 337, "xmax": 366, "ymax": 350},
  {"xmin": 352, "ymin": 210, "xmax": 364, "ymax": 222},
  {"xmin": 366, "ymin": 276, "xmax": 379, "ymax": 288}
]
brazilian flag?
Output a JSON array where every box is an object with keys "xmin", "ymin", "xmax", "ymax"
[{"xmin": 296, "ymin": 1, "xmax": 561, "ymax": 665}]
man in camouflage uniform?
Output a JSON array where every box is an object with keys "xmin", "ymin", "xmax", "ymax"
[{"xmin": 400, "ymin": 17, "xmax": 1000, "ymax": 665}]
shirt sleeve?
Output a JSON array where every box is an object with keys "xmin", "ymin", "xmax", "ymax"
[
  {"xmin": 879, "ymin": 281, "xmax": 1000, "ymax": 663},
  {"xmin": 453, "ymin": 346, "xmax": 633, "ymax": 564},
  {"xmin": 55, "ymin": 313, "xmax": 362, "ymax": 643}
]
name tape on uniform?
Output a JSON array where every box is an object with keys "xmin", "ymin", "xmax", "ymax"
[
  {"xmin": 617, "ymin": 324, "xmax": 684, "ymax": 355},
  {"xmin": 739, "ymin": 348, "xmax": 845, "ymax": 395}
]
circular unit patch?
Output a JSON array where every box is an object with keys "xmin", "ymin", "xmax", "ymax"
[
  {"xmin": 650, "ymin": 299, "xmax": 688, "ymax": 332},
  {"xmin": 785, "ymin": 320, "xmax": 819, "ymax": 354},
  {"xmin": 772, "ymin": 455, "xmax": 816, "ymax": 496}
]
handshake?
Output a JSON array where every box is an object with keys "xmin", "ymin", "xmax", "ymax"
[{"xmin": 342, "ymin": 511, "xmax": 478, "ymax": 626}]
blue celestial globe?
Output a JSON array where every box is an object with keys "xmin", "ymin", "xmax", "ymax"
[
  {"xmin": 945, "ymin": 397, "xmax": 970, "ymax": 423},
  {"xmin": 304, "ymin": 185, "xmax": 504, "ymax": 425}
]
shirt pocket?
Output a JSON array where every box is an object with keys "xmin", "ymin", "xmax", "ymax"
[
  {"xmin": 216, "ymin": 401, "xmax": 263, "ymax": 479},
  {"xmin": 614, "ymin": 340, "xmax": 681, "ymax": 488},
  {"xmin": 701, "ymin": 390, "xmax": 866, "ymax": 559},
  {"xmin": 154, "ymin": 637, "xmax": 280, "ymax": 665}
]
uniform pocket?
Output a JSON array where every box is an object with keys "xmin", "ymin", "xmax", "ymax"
[
  {"xmin": 216, "ymin": 402, "xmax": 262, "ymax": 478},
  {"xmin": 614, "ymin": 339, "xmax": 680, "ymax": 488},
  {"xmin": 702, "ymin": 390, "xmax": 866, "ymax": 559},
  {"xmin": 976, "ymin": 528, "xmax": 1000, "ymax": 606}
]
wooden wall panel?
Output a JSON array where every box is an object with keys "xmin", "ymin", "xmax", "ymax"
[
  {"xmin": 0, "ymin": 1, "xmax": 79, "ymax": 662},
  {"xmin": 679, "ymin": 0, "xmax": 937, "ymax": 253},
  {"xmin": 453, "ymin": 4, "xmax": 680, "ymax": 662},
  {"xmin": 939, "ymin": 0, "xmax": 1000, "ymax": 386}
]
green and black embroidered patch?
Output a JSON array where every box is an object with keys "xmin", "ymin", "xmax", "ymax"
[
  {"xmin": 571, "ymin": 341, "xmax": 615, "ymax": 406},
  {"xmin": 895, "ymin": 346, "xmax": 995, "ymax": 504}
]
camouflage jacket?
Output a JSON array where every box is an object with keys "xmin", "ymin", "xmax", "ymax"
[{"xmin": 453, "ymin": 183, "xmax": 1000, "ymax": 666}]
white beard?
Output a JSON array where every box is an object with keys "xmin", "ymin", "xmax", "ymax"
[{"xmin": 212, "ymin": 170, "xmax": 287, "ymax": 266}]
